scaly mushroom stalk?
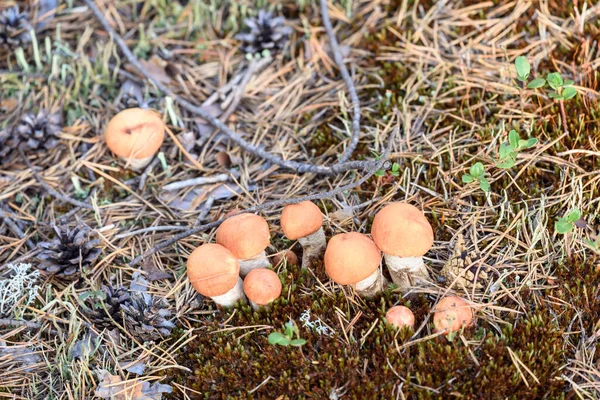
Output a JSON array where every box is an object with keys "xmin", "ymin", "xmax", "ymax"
[
  {"xmin": 353, "ymin": 267, "xmax": 386, "ymax": 298},
  {"xmin": 238, "ymin": 250, "xmax": 271, "ymax": 277},
  {"xmin": 382, "ymin": 254, "xmax": 430, "ymax": 290},
  {"xmin": 211, "ymin": 277, "xmax": 245, "ymax": 307}
]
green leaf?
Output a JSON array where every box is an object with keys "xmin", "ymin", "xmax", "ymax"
[
  {"xmin": 564, "ymin": 79, "xmax": 574, "ymax": 86},
  {"xmin": 391, "ymin": 163, "xmax": 400, "ymax": 172},
  {"xmin": 462, "ymin": 174, "xmax": 474, "ymax": 183},
  {"xmin": 584, "ymin": 238, "xmax": 599, "ymax": 249},
  {"xmin": 515, "ymin": 56, "xmax": 530, "ymax": 81},
  {"xmin": 518, "ymin": 138, "xmax": 538, "ymax": 149},
  {"xmin": 562, "ymin": 86, "xmax": 577, "ymax": 100},
  {"xmin": 479, "ymin": 178, "xmax": 491, "ymax": 193},
  {"xmin": 268, "ymin": 332, "xmax": 288, "ymax": 345},
  {"xmin": 567, "ymin": 209, "xmax": 581, "ymax": 222},
  {"xmin": 497, "ymin": 157, "xmax": 516, "ymax": 169},
  {"xmin": 375, "ymin": 170, "xmax": 386, "ymax": 177},
  {"xmin": 499, "ymin": 143, "xmax": 514, "ymax": 159},
  {"xmin": 547, "ymin": 72, "xmax": 563, "ymax": 90},
  {"xmin": 548, "ymin": 92, "xmax": 562, "ymax": 100},
  {"xmin": 390, "ymin": 171, "xmax": 399, "ymax": 177},
  {"xmin": 469, "ymin": 162, "xmax": 485, "ymax": 178},
  {"xmin": 289, "ymin": 339, "xmax": 307, "ymax": 346},
  {"xmin": 508, "ymin": 130, "xmax": 520, "ymax": 149},
  {"xmin": 555, "ymin": 220, "xmax": 573, "ymax": 234},
  {"xmin": 527, "ymin": 78, "xmax": 546, "ymax": 89}
]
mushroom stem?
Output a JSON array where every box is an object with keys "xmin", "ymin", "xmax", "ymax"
[
  {"xmin": 383, "ymin": 254, "xmax": 430, "ymax": 291},
  {"xmin": 248, "ymin": 300, "xmax": 270, "ymax": 311},
  {"xmin": 238, "ymin": 251, "xmax": 271, "ymax": 277},
  {"xmin": 210, "ymin": 277, "xmax": 246, "ymax": 307},
  {"xmin": 353, "ymin": 268, "xmax": 386, "ymax": 297},
  {"xmin": 298, "ymin": 227, "xmax": 326, "ymax": 269},
  {"xmin": 121, "ymin": 155, "xmax": 154, "ymax": 171}
]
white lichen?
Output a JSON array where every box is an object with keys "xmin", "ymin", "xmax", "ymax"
[
  {"xmin": 299, "ymin": 310, "xmax": 333, "ymax": 336},
  {"xmin": 0, "ymin": 263, "xmax": 40, "ymax": 317}
]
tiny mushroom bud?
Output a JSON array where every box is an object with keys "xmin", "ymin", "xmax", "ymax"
[
  {"xmin": 371, "ymin": 202, "xmax": 434, "ymax": 291},
  {"xmin": 216, "ymin": 213, "xmax": 271, "ymax": 277},
  {"xmin": 385, "ymin": 306, "xmax": 415, "ymax": 330},
  {"xmin": 280, "ymin": 201, "xmax": 326, "ymax": 269},
  {"xmin": 272, "ymin": 249, "xmax": 299, "ymax": 267},
  {"xmin": 186, "ymin": 244, "xmax": 246, "ymax": 307},
  {"xmin": 243, "ymin": 268, "xmax": 282, "ymax": 310},
  {"xmin": 324, "ymin": 232, "xmax": 386, "ymax": 297},
  {"xmin": 433, "ymin": 296, "xmax": 473, "ymax": 335},
  {"xmin": 104, "ymin": 108, "xmax": 165, "ymax": 171}
]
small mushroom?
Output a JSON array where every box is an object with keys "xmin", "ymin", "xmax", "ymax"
[
  {"xmin": 243, "ymin": 268, "xmax": 282, "ymax": 310},
  {"xmin": 324, "ymin": 232, "xmax": 386, "ymax": 297},
  {"xmin": 104, "ymin": 108, "xmax": 165, "ymax": 171},
  {"xmin": 371, "ymin": 203, "xmax": 434, "ymax": 291},
  {"xmin": 433, "ymin": 296, "xmax": 473, "ymax": 335},
  {"xmin": 280, "ymin": 201, "xmax": 326, "ymax": 269},
  {"xmin": 272, "ymin": 249, "xmax": 299, "ymax": 267},
  {"xmin": 186, "ymin": 243, "xmax": 246, "ymax": 307},
  {"xmin": 385, "ymin": 306, "xmax": 415, "ymax": 330},
  {"xmin": 216, "ymin": 213, "xmax": 271, "ymax": 277}
]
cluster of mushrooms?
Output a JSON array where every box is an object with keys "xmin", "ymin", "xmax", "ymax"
[{"xmin": 103, "ymin": 108, "xmax": 473, "ymax": 335}]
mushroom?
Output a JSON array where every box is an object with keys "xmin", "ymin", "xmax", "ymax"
[
  {"xmin": 371, "ymin": 202, "xmax": 434, "ymax": 291},
  {"xmin": 272, "ymin": 249, "xmax": 299, "ymax": 267},
  {"xmin": 385, "ymin": 306, "xmax": 415, "ymax": 330},
  {"xmin": 104, "ymin": 108, "xmax": 165, "ymax": 171},
  {"xmin": 324, "ymin": 232, "xmax": 386, "ymax": 297},
  {"xmin": 243, "ymin": 268, "xmax": 282, "ymax": 310},
  {"xmin": 216, "ymin": 213, "xmax": 271, "ymax": 276},
  {"xmin": 433, "ymin": 296, "xmax": 473, "ymax": 335},
  {"xmin": 280, "ymin": 201, "xmax": 326, "ymax": 269},
  {"xmin": 186, "ymin": 243, "xmax": 246, "ymax": 307}
]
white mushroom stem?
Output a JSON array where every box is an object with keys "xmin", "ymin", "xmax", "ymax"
[
  {"xmin": 383, "ymin": 254, "xmax": 430, "ymax": 291},
  {"xmin": 210, "ymin": 277, "xmax": 246, "ymax": 307},
  {"xmin": 249, "ymin": 300, "xmax": 271, "ymax": 311},
  {"xmin": 353, "ymin": 268, "xmax": 387, "ymax": 298},
  {"xmin": 120, "ymin": 155, "xmax": 154, "ymax": 171},
  {"xmin": 238, "ymin": 251, "xmax": 271, "ymax": 277},
  {"xmin": 298, "ymin": 227, "xmax": 326, "ymax": 269}
]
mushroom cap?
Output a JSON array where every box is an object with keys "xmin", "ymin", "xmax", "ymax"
[
  {"xmin": 272, "ymin": 250, "xmax": 299, "ymax": 267},
  {"xmin": 371, "ymin": 202, "xmax": 434, "ymax": 257},
  {"xmin": 433, "ymin": 296, "xmax": 473, "ymax": 334},
  {"xmin": 104, "ymin": 108, "xmax": 165, "ymax": 159},
  {"xmin": 243, "ymin": 268, "xmax": 282, "ymax": 306},
  {"xmin": 324, "ymin": 232, "xmax": 382, "ymax": 285},
  {"xmin": 385, "ymin": 306, "xmax": 415, "ymax": 329},
  {"xmin": 186, "ymin": 244, "xmax": 240, "ymax": 297},
  {"xmin": 280, "ymin": 201, "xmax": 323, "ymax": 240},
  {"xmin": 216, "ymin": 213, "xmax": 270, "ymax": 259}
]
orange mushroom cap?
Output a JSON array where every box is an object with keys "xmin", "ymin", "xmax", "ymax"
[
  {"xmin": 280, "ymin": 201, "xmax": 323, "ymax": 240},
  {"xmin": 324, "ymin": 232, "xmax": 382, "ymax": 285},
  {"xmin": 272, "ymin": 250, "xmax": 299, "ymax": 267},
  {"xmin": 433, "ymin": 296, "xmax": 473, "ymax": 334},
  {"xmin": 216, "ymin": 213, "xmax": 270, "ymax": 259},
  {"xmin": 186, "ymin": 244, "xmax": 240, "ymax": 297},
  {"xmin": 243, "ymin": 269, "xmax": 282, "ymax": 306},
  {"xmin": 371, "ymin": 202, "xmax": 434, "ymax": 257},
  {"xmin": 104, "ymin": 108, "xmax": 165, "ymax": 159},
  {"xmin": 385, "ymin": 306, "xmax": 415, "ymax": 329}
]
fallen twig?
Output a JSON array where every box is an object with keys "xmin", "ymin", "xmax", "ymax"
[
  {"xmin": 82, "ymin": 0, "xmax": 370, "ymax": 176},
  {"xmin": 129, "ymin": 126, "xmax": 400, "ymax": 266},
  {"xmin": 0, "ymin": 208, "xmax": 35, "ymax": 250},
  {"xmin": 162, "ymin": 174, "xmax": 231, "ymax": 191}
]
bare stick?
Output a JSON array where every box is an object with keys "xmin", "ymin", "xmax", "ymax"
[
  {"xmin": 162, "ymin": 174, "xmax": 231, "ymax": 191},
  {"xmin": 194, "ymin": 196, "xmax": 215, "ymax": 227},
  {"xmin": 0, "ymin": 318, "xmax": 42, "ymax": 329},
  {"xmin": 0, "ymin": 208, "xmax": 35, "ymax": 250},
  {"xmin": 319, "ymin": 0, "xmax": 361, "ymax": 163},
  {"xmin": 82, "ymin": 0, "xmax": 369, "ymax": 176},
  {"xmin": 114, "ymin": 226, "xmax": 189, "ymax": 239},
  {"xmin": 129, "ymin": 127, "xmax": 400, "ymax": 266},
  {"xmin": 19, "ymin": 148, "xmax": 95, "ymax": 210}
]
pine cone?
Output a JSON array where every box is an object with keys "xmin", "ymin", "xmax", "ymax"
[
  {"xmin": 121, "ymin": 292, "xmax": 175, "ymax": 342},
  {"xmin": 83, "ymin": 285, "xmax": 131, "ymax": 330},
  {"xmin": 0, "ymin": 6, "xmax": 32, "ymax": 48},
  {"xmin": 14, "ymin": 110, "xmax": 63, "ymax": 153},
  {"xmin": 235, "ymin": 10, "xmax": 292, "ymax": 56},
  {"xmin": 36, "ymin": 224, "xmax": 101, "ymax": 281}
]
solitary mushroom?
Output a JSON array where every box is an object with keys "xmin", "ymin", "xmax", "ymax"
[
  {"xmin": 385, "ymin": 306, "xmax": 415, "ymax": 330},
  {"xmin": 186, "ymin": 243, "xmax": 246, "ymax": 307},
  {"xmin": 371, "ymin": 202, "xmax": 434, "ymax": 291},
  {"xmin": 433, "ymin": 296, "xmax": 473, "ymax": 335},
  {"xmin": 280, "ymin": 201, "xmax": 326, "ymax": 269},
  {"xmin": 243, "ymin": 268, "xmax": 282, "ymax": 310},
  {"xmin": 216, "ymin": 213, "xmax": 271, "ymax": 276},
  {"xmin": 104, "ymin": 108, "xmax": 165, "ymax": 171},
  {"xmin": 324, "ymin": 232, "xmax": 385, "ymax": 297}
]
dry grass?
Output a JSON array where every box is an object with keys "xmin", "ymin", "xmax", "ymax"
[{"xmin": 1, "ymin": 0, "xmax": 600, "ymax": 398}]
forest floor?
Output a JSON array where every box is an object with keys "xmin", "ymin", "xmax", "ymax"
[{"xmin": 1, "ymin": 0, "xmax": 600, "ymax": 399}]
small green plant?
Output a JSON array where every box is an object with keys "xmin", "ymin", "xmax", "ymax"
[
  {"xmin": 462, "ymin": 162, "xmax": 490, "ymax": 193},
  {"xmin": 555, "ymin": 209, "xmax": 581, "ymax": 234},
  {"xmin": 514, "ymin": 56, "xmax": 577, "ymax": 99},
  {"xmin": 268, "ymin": 320, "xmax": 306, "ymax": 347},
  {"xmin": 496, "ymin": 129, "xmax": 538, "ymax": 169}
]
